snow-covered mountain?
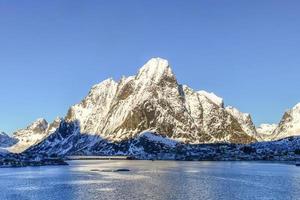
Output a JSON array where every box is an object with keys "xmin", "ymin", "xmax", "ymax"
[
  {"xmin": 66, "ymin": 58, "xmax": 257, "ymax": 143},
  {"xmin": 26, "ymin": 58, "xmax": 259, "ymax": 156},
  {"xmin": 4, "ymin": 57, "xmax": 299, "ymax": 158},
  {"xmin": 270, "ymin": 103, "xmax": 300, "ymax": 140},
  {"xmin": 8, "ymin": 117, "xmax": 61, "ymax": 153},
  {"xmin": 255, "ymin": 103, "xmax": 300, "ymax": 141},
  {"xmin": 256, "ymin": 124, "xmax": 277, "ymax": 141},
  {"xmin": 225, "ymin": 106, "xmax": 258, "ymax": 138}
]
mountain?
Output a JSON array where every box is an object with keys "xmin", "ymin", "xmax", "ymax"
[
  {"xmin": 66, "ymin": 58, "xmax": 257, "ymax": 143},
  {"xmin": 270, "ymin": 103, "xmax": 300, "ymax": 140},
  {"xmin": 225, "ymin": 106, "xmax": 258, "ymax": 138},
  {"xmin": 26, "ymin": 58, "xmax": 257, "ymax": 156},
  {"xmin": 8, "ymin": 117, "xmax": 61, "ymax": 153},
  {"xmin": 256, "ymin": 124, "xmax": 277, "ymax": 141},
  {"xmin": 0, "ymin": 131, "xmax": 17, "ymax": 148}
]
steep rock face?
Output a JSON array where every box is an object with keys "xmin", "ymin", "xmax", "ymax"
[
  {"xmin": 225, "ymin": 106, "xmax": 258, "ymax": 138},
  {"xmin": 9, "ymin": 118, "xmax": 61, "ymax": 153},
  {"xmin": 27, "ymin": 58, "xmax": 257, "ymax": 156},
  {"xmin": 271, "ymin": 103, "xmax": 300, "ymax": 140},
  {"xmin": 65, "ymin": 78, "xmax": 119, "ymax": 135},
  {"xmin": 183, "ymin": 87, "xmax": 255, "ymax": 143}
]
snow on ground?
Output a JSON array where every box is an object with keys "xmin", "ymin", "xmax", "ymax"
[{"xmin": 138, "ymin": 131, "xmax": 178, "ymax": 147}]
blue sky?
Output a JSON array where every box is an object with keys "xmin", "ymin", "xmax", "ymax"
[{"xmin": 1, "ymin": 1, "xmax": 300, "ymax": 134}]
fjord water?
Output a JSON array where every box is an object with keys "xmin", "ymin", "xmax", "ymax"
[{"xmin": 0, "ymin": 161, "xmax": 300, "ymax": 200}]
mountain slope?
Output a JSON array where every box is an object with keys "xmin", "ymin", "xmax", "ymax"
[
  {"xmin": 225, "ymin": 106, "xmax": 258, "ymax": 138},
  {"xmin": 256, "ymin": 123, "xmax": 277, "ymax": 141},
  {"xmin": 271, "ymin": 103, "xmax": 300, "ymax": 140},
  {"xmin": 26, "ymin": 58, "xmax": 257, "ymax": 156},
  {"xmin": 9, "ymin": 118, "xmax": 61, "ymax": 153}
]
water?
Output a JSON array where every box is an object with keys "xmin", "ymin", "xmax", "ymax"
[{"xmin": 0, "ymin": 160, "xmax": 300, "ymax": 200}]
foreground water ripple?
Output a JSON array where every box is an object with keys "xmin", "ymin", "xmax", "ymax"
[{"xmin": 0, "ymin": 160, "xmax": 300, "ymax": 200}]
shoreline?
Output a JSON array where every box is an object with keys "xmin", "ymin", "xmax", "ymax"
[{"xmin": 1, "ymin": 158, "xmax": 298, "ymax": 168}]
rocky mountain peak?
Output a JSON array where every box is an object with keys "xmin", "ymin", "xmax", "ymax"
[
  {"xmin": 136, "ymin": 57, "xmax": 175, "ymax": 84},
  {"xmin": 225, "ymin": 106, "xmax": 250, "ymax": 120},
  {"xmin": 198, "ymin": 90, "xmax": 224, "ymax": 108},
  {"xmin": 91, "ymin": 78, "xmax": 117, "ymax": 90},
  {"xmin": 15, "ymin": 118, "xmax": 48, "ymax": 137},
  {"xmin": 47, "ymin": 117, "xmax": 62, "ymax": 133},
  {"xmin": 292, "ymin": 103, "xmax": 300, "ymax": 112},
  {"xmin": 8, "ymin": 117, "xmax": 61, "ymax": 153}
]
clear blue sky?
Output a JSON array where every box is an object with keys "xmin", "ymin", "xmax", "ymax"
[{"xmin": 1, "ymin": 0, "xmax": 300, "ymax": 134}]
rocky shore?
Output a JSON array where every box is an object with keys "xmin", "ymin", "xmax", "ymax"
[
  {"xmin": 125, "ymin": 136, "xmax": 300, "ymax": 161},
  {"xmin": 0, "ymin": 153, "xmax": 68, "ymax": 168},
  {"xmin": 1, "ymin": 136, "xmax": 300, "ymax": 167}
]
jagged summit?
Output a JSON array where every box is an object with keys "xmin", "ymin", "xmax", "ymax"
[
  {"xmin": 292, "ymin": 102, "xmax": 300, "ymax": 110},
  {"xmin": 88, "ymin": 58, "xmax": 172, "ymax": 97},
  {"xmin": 8, "ymin": 117, "xmax": 61, "ymax": 153},
  {"xmin": 26, "ymin": 118, "xmax": 48, "ymax": 131},
  {"xmin": 136, "ymin": 58, "xmax": 175, "ymax": 84},
  {"xmin": 138, "ymin": 58, "xmax": 170, "ymax": 76},
  {"xmin": 94, "ymin": 78, "xmax": 116, "ymax": 86}
]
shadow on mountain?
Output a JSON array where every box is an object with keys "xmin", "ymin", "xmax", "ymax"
[
  {"xmin": 0, "ymin": 135, "xmax": 18, "ymax": 148},
  {"xmin": 23, "ymin": 120, "xmax": 300, "ymax": 161}
]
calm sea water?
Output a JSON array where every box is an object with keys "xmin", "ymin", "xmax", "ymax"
[{"xmin": 0, "ymin": 160, "xmax": 300, "ymax": 200}]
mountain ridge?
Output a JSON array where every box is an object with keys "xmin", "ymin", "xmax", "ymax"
[
  {"xmin": 62, "ymin": 58, "xmax": 256, "ymax": 144},
  {"xmin": 23, "ymin": 58, "xmax": 257, "ymax": 155}
]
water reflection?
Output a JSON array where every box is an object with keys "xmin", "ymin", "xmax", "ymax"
[{"xmin": 0, "ymin": 161, "xmax": 299, "ymax": 200}]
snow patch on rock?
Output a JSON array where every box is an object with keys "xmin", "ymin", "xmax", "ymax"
[{"xmin": 198, "ymin": 90, "xmax": 224, "ymax": 107}]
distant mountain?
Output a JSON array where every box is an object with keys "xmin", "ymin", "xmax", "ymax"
[
  {"xmin": 256, "ymin": 124, "xmax": 278, "ymax": 141},
  {"xmin": 270, "ymin": 103, "xmax": 300, "ymax": 140},
  {"xmin": 255, "ymin": 103, "xmax": 300, "ymax": 141},
  {"xmin": 0, "ymin": 131, "xmax": 17, "ymax": 148},
  {"xmin": 25, "ymin": 58, "xmax": 258, "ymax": 156},
  {"xmin": 8, "ymin": 117, "xmax": 61, "ymax": 153}
]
